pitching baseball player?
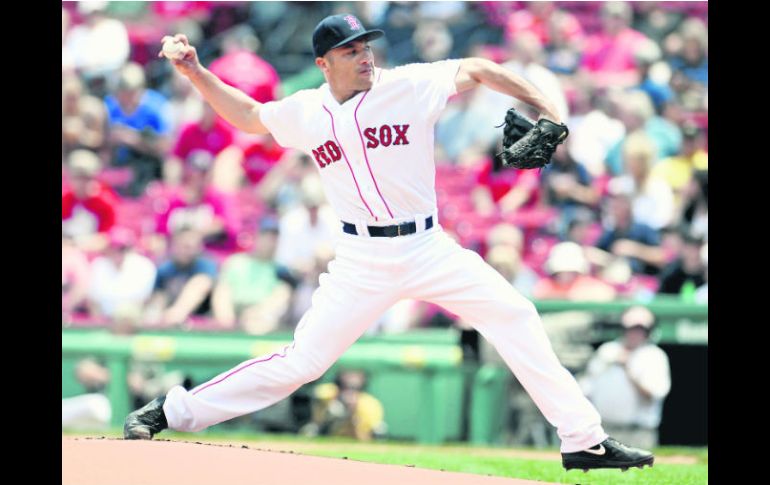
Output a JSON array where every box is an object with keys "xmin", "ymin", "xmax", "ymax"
[{"xmin": 126, "ymin": 14, "xmax": 654, "ymax": 472}]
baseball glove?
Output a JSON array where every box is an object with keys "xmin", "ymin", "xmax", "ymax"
[{"xmin": 495, "ymin": 108, "xmax": 569, "ymax": 170}]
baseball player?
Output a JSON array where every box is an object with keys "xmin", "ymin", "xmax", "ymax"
[{"xmin": 126, "ymin": 14, "xmax": 654, "ymax": 472}]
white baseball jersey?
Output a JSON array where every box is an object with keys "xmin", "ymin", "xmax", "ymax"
[
  {"xmin": 259, "ymin": 60, "xmax": 461, "ymax": 225},
  {"xmin": 162, "ymin": 58, "xmax": 609, "ymax": 454}
]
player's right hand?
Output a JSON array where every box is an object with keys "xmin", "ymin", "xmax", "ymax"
[{"xmin": 158, "ymin": 34, "xmax": 201, "ymax": 78}]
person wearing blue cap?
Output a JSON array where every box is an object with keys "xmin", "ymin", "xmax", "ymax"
[{"xmin": 126, "ymin": 13, "xmax": 654, "ymax": 472}]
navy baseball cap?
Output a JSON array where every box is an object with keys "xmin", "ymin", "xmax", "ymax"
[{"xmin": 312, "ymin": 14, "xmax": 384, "ymax": 58}]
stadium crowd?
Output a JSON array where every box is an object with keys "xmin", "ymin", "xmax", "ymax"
[{"xmin": 62, "ymin": 1, "xmax": 708, "ymax": 335}]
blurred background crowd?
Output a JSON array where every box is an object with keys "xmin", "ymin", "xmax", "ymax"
[
  {"xmin": 62, "ymin": 0, "xmax": 708, "ymax": 333},
  {"xmin": 62, "ymin": 1, "xmax": 707, "ymax": 445}
]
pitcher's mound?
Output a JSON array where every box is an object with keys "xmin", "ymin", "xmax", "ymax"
[{"xmin": 62, "ymin": 437, "xmax": 558, "ymax": 485}]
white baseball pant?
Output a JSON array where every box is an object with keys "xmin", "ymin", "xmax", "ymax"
[{"xmin": 163, "ymin": 225, "xmax": 607, "ymax": 452}]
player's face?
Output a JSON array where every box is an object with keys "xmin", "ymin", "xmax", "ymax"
[{"xmin": 320, "ymin": 40, "xmax": 375, "ymax": 93}]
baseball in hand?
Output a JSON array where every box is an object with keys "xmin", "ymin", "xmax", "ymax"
[{"xmin": 162, "ymin": 39, "xmax": 185, "ymax": 60}]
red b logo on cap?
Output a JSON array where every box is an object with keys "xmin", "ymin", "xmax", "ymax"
[{"xmin": 344, "ymin": 15, "xmax": 361, "ymax": 30}]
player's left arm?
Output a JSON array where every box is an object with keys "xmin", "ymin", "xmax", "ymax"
[{"xmin": 454, "ymin": 57, "xmax": 562, "ymax": 123}]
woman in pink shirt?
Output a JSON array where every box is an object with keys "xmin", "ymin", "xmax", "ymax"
[{"xmin": 155, "ymin": 151, "xmax": 239, "ymax": 250}]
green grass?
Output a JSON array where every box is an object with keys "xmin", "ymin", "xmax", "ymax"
[{"xmin": 64, "ymin": 429, "xmax": 707, "ymax": 484}]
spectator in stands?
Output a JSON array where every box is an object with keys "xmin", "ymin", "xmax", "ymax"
[
  {"xmin": 544, "ymin": 8, "xmax": 584, "ymax": 75},
  {"xmin": 411, "ymin": 19, "xmax": 453, "ymax": 64},
  {"xmin": 667, "ymin": 18, "xmax": 708, "ymax": 88},
  {"xmin": 676, "ymin": 169, "xmax": 708, "ymax": 241},
  {"xmin": 274, "ymin": 175, "xmax": 339, "ymax": 275},
  {"xmin": 62, "ymin": 149, "xmax": 118, "ymax": 251},
  {"xmin": 62, "ymin": 1, "xmax": 130, "ymax": 93},
  {"xmin": 533, "ymin": 242, "xmax": 616, "ymax": 301},
  {"xmin": 469, "ymin": 30, "xmax": 569, "ymax": 144},
  {"xmin": 471, "ymin": 143, "xmax": 541, "ymax": 216},
  {"xmin": 144, "ymin": 228, "xmax": 217, "ymax": 327},
  {"xmin": 104, "ymin": 63, "xmax": 173, "ymax": 197},
  {"xmin": 633, "ymin": 38, "xmax": 675, "ymax": 114},
  {"xmin": 651, "ymin": 123, "xmax": 708, "ymax": 210},
  {"xmin": 128, "ymin": 360, "xmax": 192, "ymax": 411},
  {"xmin": 155, "ymin": 151, "xmax": 239, "ymax": 250},
  {"xmin": 234, "ymin": 130, "xmax": 288, "ymax": 187},
  {"xmin": 540, "ymin": 143, "xmax": 599, "ymax": 214},
  {"xmin": 592, "ymin": 191, "xmax": 665, "ymax": 276},
  {"xmin": 608, "ymin": 131, "xmax": 675, "ymax": 230},
  {"xmin": 166, "ymin": 69, "xmax": 206, "ymax": 135},
  {"xmin": 579, "ymin": 1, "xmax": 650, "ymax": 88},
  {"xmin": 208, "ymin": 24, "xmax": 280, "ymax": 104},
  {"xmin": 505, "ymin": 1, "xmax": 559, "ymax": 47},
  {"xmin": 566, "ymin": 86, "xmax": 626, "ymax": 177},
  {"xmin": 86, "ymin": 228, "xmax": 157, "ymax": 320},
  {"xmin": 212, "ymin": 218, "xmax": 292, "ymax": 334},
  {"xmin": 287, "ymin": 244, "xmax": 336, "ymax": 326},
  {"xmin": 62, "ymin": 234, "xmax": 91, "ymax": 320},
  {"xmin": 579, "ymin": 306, "xmax": 671, "ymax": 449},
  {"xmin": 257, "ymin": 151, "xmax": 318, "ymax": 212},
  {"xmin": 62, "ymin": 75, "xmax": 108, "ymax": 159},
  {"xmin": 562, "ymin": 207, "xmax": 599, "ymax": 245},
  {"xmin": 165, "ymin": 104, "xmax": 234, "ymax": 186},
  {"xmin": 435, "ymin": 86, "xmax": 499, "ymax": 166},
  {"xmin": 604, "ymin": 90, "xmax": 682, "ymax": 175},
  {"xmin": 504, "ymin": 31, "xmax": 569, "ymax": 121},
  {"xmin": 632, "ymin": 2, "xmax": 683, "ymax": 45},
  {"xmin": 486, "ymin": 245, "xmax": 537, "ymax": 298},
  {"xmin": 415, "ymin": 1, "xmax": 467, "ymax": 23},
  {"xmin": 62, "ymin": 357, "xmax": 112, "ymax": 431},
  {"xmin": 483, "ymin": 222, "xmax": 540, "ymax": 293},
  {"xmin": 302, "ymin": 370, "xmax": 386, "ymax": 441},
  {"xmin": 658, "ymin": 234, "xmax": 706, "ymax": 297},
  {"xmin": 485, "ymin": 222, "xmax": 524, "ymax": 254}
]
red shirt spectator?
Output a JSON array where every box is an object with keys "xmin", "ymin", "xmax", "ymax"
[
  {"xmin": 155, "ymin": 155, "xmax": 240, "ymax": 249},
  {"xmin": 155, "ymin": 189, "xmax": 236, "ymax": 240},
  {"xmin": 476, "ymin": 157, "xmax": 540, "ymax": 206},
  {"xmin": 579, "ymin": 2, "xmax": 649, "ymax": 88},
  {"xmin": 62, "ymin": 150, "xmax": 118, "ymax": 238},
  {"xmin": 172, "ymin": 107, "xmax": 235, "ymax": 161},
  {"xmin": 151, "ymin": 1, "xmax": 211, "ymax": 20},
  {"xmin": 505, "ymin": 3, "xmax": 555, "ymax": 46},
  {"xmin": 209, "ymin": 50, "xmax": 280, "ymax": 104},
  {"xmin": 239, "ymin": 136, "xmax": 287, "ymax": 185},
  {"xmin": 581, "ymin": 29, "xmax": 647, "ymax": 74}
]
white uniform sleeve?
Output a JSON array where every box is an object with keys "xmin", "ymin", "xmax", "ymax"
[
  {"xmin": 390, "ymin": 59, "xmax": 462, "ymax": 123},
  {"xmin": 258, "ymin": 95, "xmax": 305, "ymax": 150}
]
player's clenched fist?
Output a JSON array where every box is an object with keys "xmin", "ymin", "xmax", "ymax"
[{"xmin": 158, "ymin": 34, "xmax": 200, "ymax": 78}]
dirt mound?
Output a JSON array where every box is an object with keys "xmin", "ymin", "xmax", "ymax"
[{"xmin": 62, "ymin": 437, "xmax": 558, "ymax": 485}]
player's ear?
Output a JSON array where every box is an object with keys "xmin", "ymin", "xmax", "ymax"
[{"xmin": 315, "ymin": 56, "xmax": 330, "ymax": 74}]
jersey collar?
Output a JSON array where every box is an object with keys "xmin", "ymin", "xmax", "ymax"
[{"xmin": 322, "ymin": 67, "xmax": 381, "ymax": 110}]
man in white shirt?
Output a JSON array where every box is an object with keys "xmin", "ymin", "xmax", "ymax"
[
  {"xmin": 87, "ymin": 228, "xmax": 156, "ymax": 319},
  {"xmin": 126, "ymin": 13, "xmax": 654, "ymax": 471},
  {"xmin": 580, "ymin": 306, "xmax": 672, "ymax": 449}
]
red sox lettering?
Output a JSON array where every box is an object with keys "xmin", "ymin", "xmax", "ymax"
[
  {"xmin": 364, "ymin": 124, "xmax": 410, "ymax": 149},
  {"xmin": 312, "ymin": 141, "xmax": 342, "ymax": 168},
  {"xmin": 312, "ymin": 124, "xmax": 410, "ymax": 168}
]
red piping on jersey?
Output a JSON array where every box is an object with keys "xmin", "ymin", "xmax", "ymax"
[
  {"xmin": 191, "ymin": 342, "xmax": 296, "ymax": 395},
  {"xmin": 354, "ymin": 69, "xmax": 394, "ymax": 219},
  {"xmin": 322, "ymin": 104, "xmax": 378, "ymax": 220}
]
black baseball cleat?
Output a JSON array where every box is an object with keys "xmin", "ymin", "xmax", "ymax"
[
  {"xmin": 561, "ymin": 437, "xmax": 654, "ymax": 472},
  {"xmin": 124, "ymin": 396, "xmax": 168, "ymax": 440}
]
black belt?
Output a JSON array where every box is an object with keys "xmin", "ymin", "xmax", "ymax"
[{"xmin": 342, "ymin": 216, "xmax": 434, "ymax": 237}]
